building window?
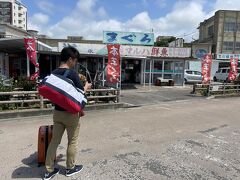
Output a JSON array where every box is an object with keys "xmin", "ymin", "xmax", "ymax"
[
  {"xmin": 224, "ymin": 22, "xmax": 236, "ymax": 32},
  {"xmin": 237, "ymin": 23, "xmax": 240, "ymax": 32},
  {"xmin": 235, "ymin": 42, "xmax": 240, "ymax": 51},
  {"xmin": 223, "ymin": 41, "xmax": 234, "ymax": 51},
  {"xmin": 222, "ymin": 69, "xmax": 227, "ymax": 73},
  {"xmin": 1, "ymin": 2, "xmax": 11, "ymax": 8},
  {"xmin": 3, "ymin": 16, "xmax": 10, "ymax": 22},
  {"xmin": 208, "ymin": 25, "xmax": 214, "ymax": 37},
  {"xmin": 153, "ymin": 61, "xmax": 163, "ymax": 72},
  {"xmin": 1, "ymin": 9, "xmax": 10, "ymax": 15}
]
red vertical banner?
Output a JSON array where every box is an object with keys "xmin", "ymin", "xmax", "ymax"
[
  {"xmin": 24, "ymin": 38, "xmax": 39, "ymax": 80},
  {"xmin": 228, "ymin": 57, "xmax": 238, "ymax": 81},
  {"xmin": 201, "ymin": 54, "xmax": 212, "ymax": 84},
  {"xmin": 107, "ymin": 44, "xmax": 121, "ymax": 84},
  {"xmin": 24, "ymin": 38, "xmax": 38, "ymax": 67}
]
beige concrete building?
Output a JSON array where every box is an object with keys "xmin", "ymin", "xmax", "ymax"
[
  {"xmin": 156, "ymin": 36, "xmax": 175, "ymax": 42},
  {"xmin": 38, "ymin": 36, "xmax": 102, "ymax": 48},
  {"xmin": 198, "ymin": 10, "xmax": 240, "ymax": 55},
  {"xmin": 0, "ymin": 23, "xmax": 29, "ymax": 38}
]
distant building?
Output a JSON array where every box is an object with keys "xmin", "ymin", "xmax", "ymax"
[
  {"xmin": 0, "ymin": 23, "xmax": 30, "ymax": 38},
  {"xmin": 168, "ymin": 38, "xmax": 184, "ymax": 48},
  {"xmin": 38, "ymin": 36, "xmax": 102, "ymax": 48},
  {"xmin": 0, "ymin": 0, "xmax": 27, "ymax": 30},
  {"xmin": 189, "ymin": 10, "xmax": 240, "ymax": 78},
  {"xmin": 198, "ymin": 10, "xmax": 240, "ymax": 56},
  {"xmin": 156, "ymin": 36, "xmax": 175, "ymax": 42}
]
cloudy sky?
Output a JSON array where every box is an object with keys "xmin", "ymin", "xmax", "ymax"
[{"xmin": 21, "ymin": 0, "xmax": 240, "ymax": 42}]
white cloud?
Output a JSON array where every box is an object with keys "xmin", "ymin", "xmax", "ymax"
[
  {"xmin": 37, "ymin": 1, "xmax": 54, "ymax": 14},
  {"xmin": 155, "ymin": 1, "xmax": 206, "ymax": 37},
  {"xmin": 97, "ymin": 7, "xmax": 107, "ymax": 19},
  {"xmin": 126, "ymin": 12, "xmax": 152, "ymax": 31},
  {"xmin": 28, "ymin": 0, "xmax": 240, "ymax": 42},
  {"xmin": 214, "ymin": 0, "xmax": 240, "ymax": 11},
  {"xmin": 76, "ymin": 0, "xmax": 96, "ymax": 18},
  {"xmin": 30, "ymin": 13, "xmax": 49, "ymax": 25},
  {"xmin": 28, "ymin": 13, "xmax": 49, "ymax": 32}
]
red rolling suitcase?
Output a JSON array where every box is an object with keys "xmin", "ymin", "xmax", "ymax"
[{"xmin": 38, "ymin": 125, "xmax": 53, "ymax": 166}]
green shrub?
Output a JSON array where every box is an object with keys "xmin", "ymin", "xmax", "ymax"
[
  {"xmin": 14, "ymin": 77, "xmax": 36, "ymax": 91},
  {"xmin": 0, "ymin": 76, "xmax": 13, "ymax": 100},
  {"xmin": 0, "ymin": 104, "xmax": 16, "ymax": 111},
  {"xmin": 194, "ymin": 84, "xmax": 209, "ymax": 96},
  {"xmin": 234, "ymin": 76, "xmax": 240, "ymax": 85},
  {"xmin": 0, "ymin": 76, "xmax": 16, "ymax": 110}
]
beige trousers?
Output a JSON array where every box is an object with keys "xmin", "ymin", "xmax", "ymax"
[{"xmin": 45, "ymin": 110, "xmax": 80, "ymax": 172}]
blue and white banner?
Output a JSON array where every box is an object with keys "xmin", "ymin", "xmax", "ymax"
[
  {"xmin": 217, "ymin": 54, "xmax": 240, "ymax": 60},
  {"xmin": 103, "ymin": 31, "xmax": 154, "ymax": 46}
]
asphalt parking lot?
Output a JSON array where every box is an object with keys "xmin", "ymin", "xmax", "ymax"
[
  {"xmin": 120, "ymin": 85, "xmax": 202, "ymax": 106},
  {"xmin": 1, "ymin": 96, "xmax": 240, "ymax": 179}
]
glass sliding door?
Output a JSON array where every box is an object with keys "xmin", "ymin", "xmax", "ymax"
[{"xmin": 173, "ymin": 61, "xmax": 184, "ymax": 85}]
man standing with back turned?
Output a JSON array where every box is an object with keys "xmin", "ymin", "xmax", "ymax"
[{"xmin": 43, "ymin": 47, "xmax": 92, "ymax": 180}]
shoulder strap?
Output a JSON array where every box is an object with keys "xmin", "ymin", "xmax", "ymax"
[
  {"xmin": 63, "ymin": 69, "xmax": 75, "ymax": 86},
  {"xmin": 63, "ymin": 69, "xmax": 70, "ymax": 77}
]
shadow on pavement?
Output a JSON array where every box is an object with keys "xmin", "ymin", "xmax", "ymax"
[
  {"xmin": 121, "ymin": 84, "xmax": 138, "ymax": 89},
  {"xmin": 12, "ymin": 152, "xmax": 66, "ymax": 179}
]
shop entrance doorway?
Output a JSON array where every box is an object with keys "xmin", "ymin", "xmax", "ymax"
[{"xmin": 122, "ymin": 59, "xmax": 141, "ymax": 84}]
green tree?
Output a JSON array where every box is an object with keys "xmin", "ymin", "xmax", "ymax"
[{"xmin": 154, "ymin": 36, "xmax": 176, "ymax": 47}]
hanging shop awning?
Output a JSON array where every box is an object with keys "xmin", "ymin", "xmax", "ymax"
[{"xmin": 0, "ymin": 38, "xmax": 53, "ymax": 54}]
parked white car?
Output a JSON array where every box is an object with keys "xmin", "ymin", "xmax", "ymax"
[
  {"xmin": 213, "ymin": 67, "xmax": 240, "ymax": 82},
  {"xmin": 184, "ymin": 69, "xmax": 202, "ymax": 84}
]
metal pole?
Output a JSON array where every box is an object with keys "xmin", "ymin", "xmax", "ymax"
[
  {"xmin": 50, "ymin": 55, "xmax": 52, "ymax": 71},
  {"xmin": 152, "ymin": 59, "xmax": 154, "ymax": 84},
  {"xmin": 140, "ymin": 59, "xmax": 143, "ymax": 85},
  {"xmin": 103, "ymin": 57, "xmax": 105, "ymax": 87},
  {"xmin": 149, "ymin": 58, "xmax": 152, "ymax": 90},
  {"xmin": 27, "ymin": 56, "xmax": 30, "ymax": 78},
  {"xmin": 119, "ymin": 57, "xmax": 122, "ymax": 95},
  {"xmin": 162, "ymin": 60, "xmax": 165, "ymax": 79},
  {"xmin": 36, "ymin": 38, "xmax": 39, "ymax": 81},
  {"xmin": 36, "ymin": 52, "xmax": 39, "ymax": 73},
  {"xmin": 144, "ymin": 59, "xmax": 146, "ymax": 86},
  {"xmin": 182, "ymin": 60, "xmax": 186, "ymax": 86}
]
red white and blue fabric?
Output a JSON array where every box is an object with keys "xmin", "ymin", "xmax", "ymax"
[{"xmin": 38, "ymin": 72, "xmax": 87, "ymax": 114}]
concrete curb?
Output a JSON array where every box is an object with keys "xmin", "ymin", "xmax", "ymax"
[{"xmin": 0, "ymin": 103, "xmax": 128, "ymax": 120}]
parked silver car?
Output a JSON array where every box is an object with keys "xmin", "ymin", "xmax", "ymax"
[{"xmin": 184, "ymin": 69, "xmax": 202, "ymax": 84}]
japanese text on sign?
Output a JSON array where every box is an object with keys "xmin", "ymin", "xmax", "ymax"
[
  {"xmin": 107, "ymin": 44, "xmax": 121, "ymax": 84},
  {"xmin": 103, "ymin": 31, "xmax": 154, "ymax": 46}
]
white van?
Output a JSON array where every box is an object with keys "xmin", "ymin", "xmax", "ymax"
[{"xmin": 213, "ymin": 67, "xmax": 240, "ymax": 82}]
